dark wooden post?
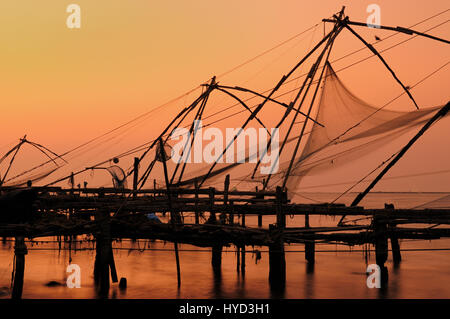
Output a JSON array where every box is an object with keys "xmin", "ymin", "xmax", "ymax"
[
  {"xmin": 132, "ymin": 157, "xmax": 139, "ymax": 197},
  {"xmin": 194, "ymin": 179, "xmax": 200, "ymax": 225},
  {"xmin": 268, "ymin": 225, "xmax": 286, "ymax": 289},
  {"xmin": 211, "ymin": 245, "xmax": 222, "ymax": 269},
  {"xmin": 229, "ymin": 200, "xmax": 234, "ymax": 225},
  {"xmin": 236, "ymin": 245, "xmax": 240, "ymax": 273},
  {"xmin": 208, "ymin": 187, "xmax": 216, "ymax": 223},
  {"xmin": 276, "ymin": 186, "xmax": 285, "ymax": 228},
  {"xmin": 241, "ymin": 245, "xmax": 246, "ymax": 274},
  {"xmin": 374, "ymin": 216, "xmax": 389, "ymax": 286},
  {"xmin": 268, "ymin": 187, "xmax": 286, "ymax": 289},
  {"xmin": 158, "ymin": 138, "xmax": 182, "ymax": 287},
  {"xmin": 390, "ymin": 225, "xmax": 402, "ymax": 264},
  {"xmin": 69, "ymin": 172, "xmax": 75, "ymax": 195},
  {"xmin": 94, "ymin": 208, "xmax": 118, "ymax": 297},
  {"xmin": 256, "ymin": 186, "xmax": 263, "ymax": 227},
  {"xmin": 12, "ymin": 236, "xmax": 27, "ymax": 299},
  {"xmin": 223, "ymin": 175, "xmax": 230, "ymax": 224}
]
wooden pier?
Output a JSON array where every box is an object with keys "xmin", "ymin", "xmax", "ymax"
[{"xmin": 1, "ymin": 184, "xmax": 450, "ymax": 298}]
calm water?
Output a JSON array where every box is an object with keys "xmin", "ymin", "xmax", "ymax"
[{"xmin": 1, "ymin": 192, "xmax": 450, "ymax": 299}]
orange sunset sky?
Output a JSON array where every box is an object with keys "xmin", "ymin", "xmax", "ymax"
[{"xmin": 0, "ymin": 1, "xmax": 449, "ymax": 192}]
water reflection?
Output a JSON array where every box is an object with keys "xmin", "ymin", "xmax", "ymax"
[
  {"xmin": 211, "ymin": 265, "xmax": 222, "ymax": 298},
  {"xmin": 0, "ymin": 227, "xmax": 449, "ymax": 299},
  {"xmin": 304, "ymin": 263, "xmax": 315, "ymax": 299}
]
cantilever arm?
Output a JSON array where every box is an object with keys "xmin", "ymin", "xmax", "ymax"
[
  {"xmin": 322, "ymin": 19, "xmax": 450, "ymax": 45},
  {"xmin": 342, "ymin": 22, "xmax": 419, "ymax": 110}
]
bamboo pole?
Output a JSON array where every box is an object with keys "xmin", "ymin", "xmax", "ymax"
[
  {"xmin": 12, "ymin": 236, "xmax": 27, "ymax": 299},
  {"xmin": 158, "ymin": 138, "xmax": 181, "ymax": 288}
]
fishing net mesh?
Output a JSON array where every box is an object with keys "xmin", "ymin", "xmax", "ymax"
[
  {"xmin": 106, "ymin": 165, "xmax": 128, "ymax": 189},
  {"xmin": 267, "ymin": 64, "xmax": 446, "ymax": 197}
]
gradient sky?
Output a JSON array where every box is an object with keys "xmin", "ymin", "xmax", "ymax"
[{"xmin": 0, "ymin": 1, "xmax": 449, "ymax": 192}]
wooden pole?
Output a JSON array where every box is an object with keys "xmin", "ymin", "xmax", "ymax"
[
  {"xmin": 241, "ymin": 245, "xmax": 246, "ymax": 274},
  {"xmin": 236, "ymin": 245, "xmax": 240, "ymax": 273},
  {"xmin": 268, "ymin": 225, "xmax": 286, "ymax": 289},
  {"xmin": 132, "ymin": 157, "xmax": 139, "ymax": 197},
  {"xmin": 12, "ymin": 236, "xmax": 27, "ymax": 299},
  {"xmin": 229, "ymin": 200, "xmax": 234, "ymax": 225},
  {"xmin": 94, "ymin": 208, "xmax": 117, "ymax": 296},
  {"xmin": 269, "ymin": 187, "xmax": 287, "ymax": 289},
  {"xmin": 194, "ymin": 179, "xmax": 200, "ymax": 225},
  {"xmin": 211, "ymin": 245, "xmax": 222, "ymax": 269},
  {"xmin": 276, "ymin": 186, "xmax": 285, "ymax": 228},
  {"xmin": 374, "ymin": 217, "xmax": 389, "ymax": 286},
  {"xmin": 257, "ymin": 186, "xmax": 263, "ymax": 227},
  {"xmin": 390, "ymin": 225, "xmax": 402, "ymax": 264},
  {"xmin": 223, "ymin": 175, "xmax": 230, "ymax": 224},
  {"xmin": 158, "ymin": 138, "xmax": 181, "ymax": 287},
  {"xmin": 208, "ymin": 187, "xmax": 216, "ymax": 223}
]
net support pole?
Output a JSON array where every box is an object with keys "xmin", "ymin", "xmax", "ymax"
[
  {"xmin": 12, "ymin": 236, "xmax": 27, "ymax": 299},
  {"xmin": 132, "ymin": 157, "xmax": 139, "ymax": 197},
  {"xmin": 158, "ymin": 138, "xmax": 182, "ymax": 288}
]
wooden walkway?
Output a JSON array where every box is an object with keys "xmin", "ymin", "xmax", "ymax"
[{"xmin": 1, "ymin": 185, "xmax": 450, "ymax": 298}]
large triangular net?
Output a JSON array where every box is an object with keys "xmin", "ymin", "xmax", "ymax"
[{"xmin": 270, "ymin": 63, "xmax": 445, "ymax": 198}]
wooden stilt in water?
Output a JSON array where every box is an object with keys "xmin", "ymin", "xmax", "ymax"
[
  {"xmin": 390, "ymin": 226, "xmax": 402, "ymax": 264},
  {"xmin": 174, "ymin": 242, "xmax": 181, "ymax": 288},
  {"xmin": 12, "ymin": 236, "xmax": 27, "ymax": 299},
  {"xmin": 236, "ymin": 245, "xmax": 240, "ymax": 273},
  {"xmin": 211, "ymin": 245, "xmax": 222, "ymax": 269},
  {"xmin": 194, "ymin": 179, "xmax": 199, "ymax": 225},
  {"xmin": 109, "ymin": 246, "xmax": 118, "ymax": 283},
  {"xmin": 222, "ymin": 175, "xmax": 230, "ymax": 225},
  {"xmin": 304, "ymin": 213, "xmax": 315, "ymax": 264},
  {"xmin": 374, "ymin": 217, "xmax": 389, "ymax": 286},
  {"xmin": 98, "ymin": 233, "xmax": 111, "ymax": 296},
  {"xmin": 94, "ymin": 209, "xmax": 112, "ymax": 296},
  {"xmin": 241, "ymin": 245, "xmax": 246, "ymax": 274},
  {"xmin": 268, "ymin": 225, "xmax": 286, "ymax": 289},
  {"xmin": 269, "ymin": 187, "xmax": 286, "ymax": 289},
  {"xmin": 158, "ymin": 138, "xmax": 181, "ymax": 288},
  {"xmin": 93, "ymin": 189, "xmax": 118, "ymax": 297}
]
